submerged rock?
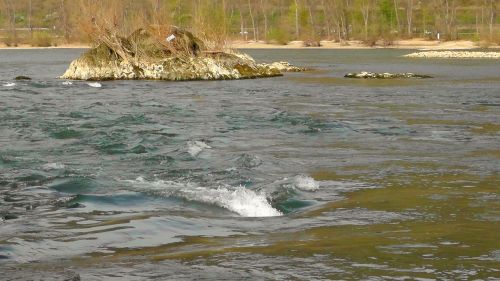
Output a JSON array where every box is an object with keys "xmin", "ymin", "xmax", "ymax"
[
  {"xmin": 1, "ymin": 213, "xmax": 19, "ymax": 220},
  {"xmin": 14, "ymin": 75, "xmax": 32, "ymax": 80},
  {"xmin": 61, "ymin": 28, "xmax": 304, "ymax": 81},
  {"xmin": 264, "ymin": 61, "xmax": 307, "ymax": 72},
  {"xmin": 344, "ymin": 72, "xmax": 433, "ymax": 79}
]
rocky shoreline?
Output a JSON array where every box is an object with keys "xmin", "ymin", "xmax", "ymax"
[
  {"xmin": 404, "ymin": 51, "xmax": 500, "ymax": 59},
  {"xmin": 344, "ymin": 72, "xmax": 433, "ymax": 79}
]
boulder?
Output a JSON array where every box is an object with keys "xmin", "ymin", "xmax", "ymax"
[
  {"xmin": 61, "ymin": 28, "xmax": 305, "ymax": 81},
  {"xmin": 344, "ymin": 71, "xmax": 433, "ymax": 79},
  {"xmin": 264, "ymin": 61, "xmax": 307, "ymax": 72}
]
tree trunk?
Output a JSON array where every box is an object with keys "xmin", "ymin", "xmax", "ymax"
[
  {"xmin": 307, "ymin": 0, "xmax": 315, "ymax": 38},
  {"xmin": 294, "ymin": 0, "xmax": 299, "ymax": 39},
  {"xmin": 393, "ymin": 0, "xmax": 400, "ymax": 33},
  {"xmin": 247, "ymin": 0, "xmax": 257, "ymax": 41},
  {"xmin": 361, "ymin": 1, "xmax": 370, "ymax": 40},
  {"xmin": 489, "ymin": 0, "xmax": 496, "ymax": 40},
  {"xmin": 321, "ymin": 0, "xmax": 332, "ymax": 40},
  {"xmin": 261, "ymin": 0, "xmax": 268, "ymax": 40},
  {"xmin": 406, "ymin": 0, "xmax": 413, "ymax": 37}
]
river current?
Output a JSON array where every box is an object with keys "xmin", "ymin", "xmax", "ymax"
[{"xmin": 0, "ymin": 49, "xmax": 499, "ymax": 280}]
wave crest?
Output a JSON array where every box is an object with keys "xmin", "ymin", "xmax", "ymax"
[{"xmin": 128, "ymin": 177, "xmax": 282, "ymax": 217}]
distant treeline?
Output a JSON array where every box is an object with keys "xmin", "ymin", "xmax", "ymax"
[{"xmin": 0, "ymin": 0, "xmax": 498, "ymax": 47}]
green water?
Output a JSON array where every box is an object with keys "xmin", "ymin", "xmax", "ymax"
[{"xmin": 0, "ymin": 49, "xmax": 499, "ymax": 280}]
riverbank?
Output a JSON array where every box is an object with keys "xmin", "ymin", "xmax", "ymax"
[
  {"xmin": 1, "ymin": 38, "xmax": 498, "ymax": 50},
  {"xmin": 233, "ymin": 38, "xmax": 499, "ymax": 50},
  {"xmin": 0, "ymin": 43, "xmax": 89, "ymax": 49}
]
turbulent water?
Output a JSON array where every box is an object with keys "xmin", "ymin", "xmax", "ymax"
[{"xmin": 0, "ymin": 49, "xmax": 499, "ymax": 280}]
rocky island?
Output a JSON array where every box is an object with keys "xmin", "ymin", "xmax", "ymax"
[
  {"xmin": 61, "ymin": 27, "xmax": 305, "ymax": 81},
  {"xmin": 403, "ymin": 51, "xmax": 500, "ymax": 59},
  {"xmin": 344, "ymin": 72, "xmax": 433, "ymax": 79}
]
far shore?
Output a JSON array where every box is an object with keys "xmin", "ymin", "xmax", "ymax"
[{"xmin": 1, "ymin": 38, "xmax": 498, "ymax": 50}]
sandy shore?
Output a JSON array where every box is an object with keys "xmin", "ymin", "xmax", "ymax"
[
  {"xmin": 1, "ymin": 39, "xmax": 498, "ymax": 50},
  {"xmin": 404, "ymin": 50, "xmax": 500, "ymax": 58},
  {"xmin": 231, "ymin": 38, "xmax": 498, "ymax": 50}
]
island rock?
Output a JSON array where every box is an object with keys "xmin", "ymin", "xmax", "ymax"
[
  {"xmin": 344, "ymin": 72, "xmax": 433, "ymax": 79},
  {"xmin": 61, "ymin": 28, "xmax": 305, "ymax": 81}
]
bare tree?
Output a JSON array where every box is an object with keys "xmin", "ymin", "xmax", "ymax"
[
  {"xmin": 406, "ymin": 0, "xmax": 413, "ymax": 36},
  {"xmin": 434, "ymin": 0, "xmax": 457, "ymax": 40},
  {"xmin": 260, "ymin": 0, "xmax": 269, "ymax": 40},
  {"xmin": 393, "ymin": 0, "xmax": 401, "ymax": 34},
  {"xmin": 322, "ymin": 0, "xmax": 333, "ymax": 40},
  {"xmin": 487, "ymin": 0, "xmax": 496, "ymax": 40},
  {"xmin": 360, "ymin": 0, "xmax": 373, "ymax": 40},
  {"xmin": 294, "ymin": 0, "xmax": 299, "ymax": 39},
  {"xmin": 247, "ymin": 0, "xmax": 257, "ymax": 41}
]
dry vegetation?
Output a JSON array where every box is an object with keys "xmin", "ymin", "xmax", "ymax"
[{"xmin": 0, "ymin": 0, "xmax": 498, "ymax": 47}]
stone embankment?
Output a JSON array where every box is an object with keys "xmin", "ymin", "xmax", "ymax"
[
  {"xmin": 60, "ymin": 28, "xmax": 305, "ymax": 81},
  {"xmin": 404, "ymin": 51, "xmax": 500, "ymax": 59},
  {"xmin": 344, "ymin": 72, "xmax": 432, "ymax": 79}
]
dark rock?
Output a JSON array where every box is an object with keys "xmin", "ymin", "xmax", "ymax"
[
  {"xmin": 236, "ymin": 154, "xmax": 262, "ymax": 169},
  {"xmin": 14, "ymin": 75, "xmax": 32, "ymax": 80},
  {"xmin": 63, "ymin": 271, "xmax": 81, "ymax": 281},
  {"xmin": 3, "ymin": 213, "xmax": 19, "ymax": 220},
  {"xmin": 67, "ymin": 202, "xmax": 85, "ymax": 209},
  {"xmin": 4, "ymin": 195, "xmax": 23, "ymax": 202}
]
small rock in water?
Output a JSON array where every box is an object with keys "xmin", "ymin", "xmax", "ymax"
[
  {"xmin": 14, "ymin": 75, "xmax": 31, "ymax": 80},
  {"xmin": 236, "ymin": 153, "xmax": 262, "ymax": 169},
  {"xmin": 67, "ymin": 202, "xmax": 85, "ymax": 209},
  {"xmin": 52, "ymin": 195, "xmax": 80, "ymax": 208},
  {"xmin": 63, "ymin": 271, "xmax": 81, "ymax": 281},
  {"xmin": 344, "ymin": 71, "xmax": 432, "ymax": 79},
  {"xmin": 264, "ymin": 61, "xmax": 307, "ymax": 72},
  {"xmin": 2, "ymin": 213, "xmax": 19, "ymax": 220},
  {"xmin": 87, "ymin": 82, "xmax": 102, "ymax": 88}
]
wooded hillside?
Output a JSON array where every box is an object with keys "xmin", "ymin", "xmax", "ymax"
[{"xmin": 0, "ymin": 0, "xmax": 498, "ymax": 47}]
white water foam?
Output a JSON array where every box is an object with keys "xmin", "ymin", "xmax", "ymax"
[
  {"xmin": 62, "ymin": 81, "xmax": 73, "ymax": 85},
  {"xmin": 2, "ymin": 82, "xmax": 16, "ymax": 87},
  {"xmin": 294, "ymin": 175, "xmax": 319, "ymax": 191},
  {"xmin": 87, "ymin": 82, "xmax": 102, "ymax": 88},
  {"xmin": 42, "ymin": 162, "xmax": 66, "ymax": 171},
  {"xmin": 128, "ymin": 177, "xmax": 282, "ymax": 217},
  {"xmin": 187, "ymin": 140, "xmax": 211, "ymax": 157},
  {"xmin": 181, "ymin": 186, "xmax": 282, "ymax": 217}
]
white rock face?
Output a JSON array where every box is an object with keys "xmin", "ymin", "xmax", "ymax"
[
  {"xmin": 404, "ymin": 51, "xmax": 500, "ymax": 59},
  {"xmin": 59, "ymin": 51, "xmax": 303, "ymax": 81},
  {"xmin": 265, "ymin": 61, "xmax": 306, "ymax": 72},
  {"xmin": 344, "ymin": 72, "xmax": 432, "ymax": 79}
]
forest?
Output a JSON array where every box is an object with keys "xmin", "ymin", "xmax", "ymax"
[{"xmin": 0, "ymin": 0, "xmax": 498, "ymax": 47}]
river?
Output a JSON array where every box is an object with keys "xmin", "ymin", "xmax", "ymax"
[{"xmin": 0, "ymin": 48, "xmax": 499, "ymax": 280}]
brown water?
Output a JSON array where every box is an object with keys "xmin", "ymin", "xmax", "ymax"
[{"xmin": 0, "ymin": 49, "xmax": 499, "ymax": 280}]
